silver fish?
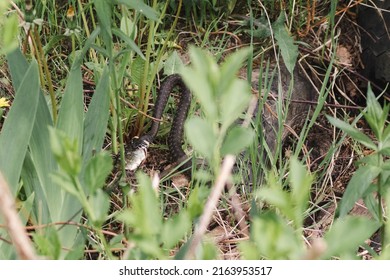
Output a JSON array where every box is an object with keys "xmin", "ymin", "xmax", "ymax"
[{"xmin": 125, "ymin": 147, "xmax": 147, "ymax": 171}]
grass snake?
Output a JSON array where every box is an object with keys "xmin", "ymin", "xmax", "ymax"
[{"xmin": 126, "ymin": 74, "xmax": 192, "ymax": 174}]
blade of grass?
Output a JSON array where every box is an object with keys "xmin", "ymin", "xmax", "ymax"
[
  {"xmin": 82, "ymin": 66, "xmax": 110, "ymax": 164},
  {"xmin": 56, "ymin": 65, "xmax": 84, "ymax": 153},
  {"xmin": 0, "ymin": 59, "xmax": 40, "ymax": 195},
  {"xmin": 54, "ymin": 64, "xmax": 86, "ymax": 253}
]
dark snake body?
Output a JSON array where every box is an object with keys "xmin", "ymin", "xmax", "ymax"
[
  {"xmin": 128, "ymin": 67, "xmax": 315, "ymax": 180},
  {"xmin": 129, "ymin": 74, "xmax": 192, "ymax": 173}
]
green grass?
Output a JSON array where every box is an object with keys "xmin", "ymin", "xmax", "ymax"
[{"xmin": 0, "ymin": 0, "xmax": 388, "ymax": 260}]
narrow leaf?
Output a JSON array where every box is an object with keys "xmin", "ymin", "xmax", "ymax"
[
  {"xmin": 116, "ymin": 0, "xmax": 159, "ymax": 22},
  {"xmin": 0, "ymin": 60, "xmax": 40, "ymax": 195},
  {"xmin": 289, "ymin": 157, "xmax": 313, "ymax": 228},
  {"xmin": 327, "ymin": 115, "xmax": 377, "ymax": 150},
  {"xmin": 93, "ymin": 0, "xmax": 113, "ymax": 52},
  {"xmin": 364, "ymin": 84, "xmax": 384, "ymax": 138},
  {"xmin": 57, "ymin": 65, "xmax": 84, "ymax": 153},
  {"xmin": 112, "ymin": 28, "xmax": 145, "ymax": 59},
  {"xmin": 82, "ymin": 66, "xmax": 110, "ymax": 164},
  {"xmin": 7, "ymin": 48, "xmax": 58, "ymax": 223},
  {"xmin": 72, "ymin": 27, "xmax": 101, "ymax": 68}
]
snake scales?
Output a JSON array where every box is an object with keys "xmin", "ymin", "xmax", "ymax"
[
  {"xmin": 126, "ymin": 74, "xmax": 192, "ymax": 174},
  {"xmin": 127, "ymin": 66, "xmax": 315, "ymax": 178}
]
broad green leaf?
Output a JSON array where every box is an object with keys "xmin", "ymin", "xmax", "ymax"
[
  {"xmin": 219, "ymin": 79, "xmax": 251, "ymax": 127},
  {"xmin": 180, "ymin": 66, "xmax": 217, "ymax": 120},
  {"xmin": 289, "ymin": 157, "xmax": 313, "ymax": 228},
  {"xmin": 188, "ymin": 46, "xmax": 220, "ymax": 90},
  {"xmin": 338, "ymin": 165, "xmax": 381, "ymax": 217},
  {"xmin": 272, "ymin": 14, "xmax": 298, "ymax": 74},
  {"xmin": 7, "ymin": 48, "xmax": 58, "ymax": 223},
  {"xmin": 161, "ymin": 211, "xmax": 191, "ymax": 249},
  {"xmin": 64, "ymin": 244, "xmax": 85, "ymax": 260},
  {"xmin": 118, "ymin": 172, "xmax": 162, "ymax": 236},
  {"xmin": 0, "ymin": 59, "xmax": 40, "ymax": 195},
  {"xmin": 26, "ymin": 95, "xmax": 60, "ymax": 223},
  {"xmin": 84, "ymin": 152, "xmax": 113, "ymax": 194},
  {"xmin": 382, "ymin": 161, "xmax": 390, "ymax": 170},
  {"xmin": 57, "ymin": 65, "xmax": 84, "ymax": 155},
  {"xmin": 49, "ymin": 127, "xmax": 82, "ymax": 176},
  {"xmin": 327, "ymin": 115, "xmax": 377, "ymax": 150},
  {"xmin": 363, "ymin": 192, "xmax": 380, "ymax": 221},
  {"xmin": 180, "ymin": 48, "xmax": 218, "ymax": 120},
  {"xmin": 6, "ymin": 48, "xmax": 29, "ymax": 90},
  {"xmin": 116, "ymin": 0, "xmax": 160, "ymax": 22},
  {"xmin": 136, "ymin": 238, "xmax": 164, "ymax": 259},
  {"xmin": 88, "ymin": 189, "xmax": 110, "ymax": 225},
  {"xmin": 185, "ymin": 117, "xmax": 216, "ymax": 161},
  {"xmin": 187, "ymin": 185, "xmax": 209, "ymax": 219},
  {"xmin": 381, "ymin": 145, "xmax": 390, "ymax": 156},
  {"xmin": 221, "ymin": 126, "xmax": 255, "ymax": 155},
  {"xmin": 219, "ymin": 47, "xmax": 251, "ymax": 96},
  {"xmin": 239, "ymin": 241, "xmax": 260, "ymax": 260},
  {"xmin": 381, "ymin": 122, "xmax": 390, "ymax": 155},
  {"xmin": 51, "ymin": 171, "xmax": 79, "ymax": 197},
  {"xmin": 248, "ymin": 213, "xmax": 303, "ymax": 259},
  {"xmin": 258, "ymin": 187, "xmax": 291, "ymax": 213},
  {"xmin": 33, "ymin": 227, "xmax": 61, "ymax": 259},
  {"xmin": 49, "ymin": 125, "xmax": 85, "ymax": 255},
  {"xmin": 21, "ymin": 152, "xmax": 51, "ymax": 223},
  {"xmin": 82, "ymin": 66, "xmax": 110, "ymax": 164},
  {"xmin": 322, "ymin": 216, "xmax": 380, "ymax": 259},
  {"xmin": 164, "ymin": 51, "xmax": 184, "ymax": 76},
  {"xmin": 131, "ymin": 55, "xmax": 147, "ymax": 86}
]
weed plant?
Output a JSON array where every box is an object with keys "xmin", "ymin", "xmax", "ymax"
[{"xmin": 0, "ymin": 0, "xmax": 388, "ymax": 260}]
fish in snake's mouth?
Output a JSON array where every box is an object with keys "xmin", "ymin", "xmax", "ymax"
[{"xmin": 127, "ymin": 74, "xmax": 191, "ymax": 174}]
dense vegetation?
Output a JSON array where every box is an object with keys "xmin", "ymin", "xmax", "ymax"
[{"xmin": 0, "ymin": 0, "xmax": 389, "ymax": 260}]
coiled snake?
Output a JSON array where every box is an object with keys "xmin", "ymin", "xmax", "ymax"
[
  {"xmin": 126, "ymin": 74, "xmax": 192, "ymax": 174},
  {"xmin": 126, "ymin": 66, "xmax": 315, "ymax": 179}
]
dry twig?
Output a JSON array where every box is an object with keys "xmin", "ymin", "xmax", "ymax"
[{"xmin": 0, "ymin": 173, "xmax": 37, "ymax": 259}]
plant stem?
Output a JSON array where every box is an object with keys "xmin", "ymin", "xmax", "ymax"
[
  {"xmin": 33, "ymin": 25, "xmax": 58, "ymax": 124},
  {"xmin": 136, "ymin": 0, "xmax": 181, "ymax": 136},
  {"xmin": 73, "ymin": 178, "xmax": 114, "ymax": 259},
  {"xmin": 136, "ymin": 0, "xmax": 157, "ymax": 136},
  {"xmin": 377, "ymin": 155, "xmax": 385, "ymax": 248},
  {"xmin": 111, "ymin": 63, "xmax": 126, "ymax": 181}
]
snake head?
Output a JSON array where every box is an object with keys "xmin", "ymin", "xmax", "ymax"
[
  {"xmin": 130, "ymin": 136, "xmax": 151, "ymax": 150},
  {"xmin": 126, "ymin": 136, "xmax": 151, "ymax": 171}
]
